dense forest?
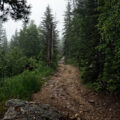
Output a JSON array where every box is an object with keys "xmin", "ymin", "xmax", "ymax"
[
  {"xmin": 64, "ymin": 0, "xmax": 120, "ymax": 93},
  {"xmin": 0, "ymin": 0, "xmax": 120, "ymax": 120},
  {"xmin": 0, "ymin": 5, "xmax": 61, "ymax": 106},
  {"xmin": 0, "ymin": 0, "xmax": 120, "ymax": 117}
]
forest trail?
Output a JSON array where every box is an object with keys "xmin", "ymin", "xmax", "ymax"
[{"xmin": 33, "ymin": 58, "xmax": 120, "ymax": 120}]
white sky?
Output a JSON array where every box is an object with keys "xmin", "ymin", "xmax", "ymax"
[{"xmin": 4, "ymin": 0, "xmax": 67, "ymax": 41}]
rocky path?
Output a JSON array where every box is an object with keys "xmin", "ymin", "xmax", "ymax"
[{"xmin": 33, "ymin": 58, "xmax": 120, "ymax": 120}]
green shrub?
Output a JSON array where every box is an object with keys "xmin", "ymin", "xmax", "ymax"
[
  {"xmin": 6, "ymin": 47, "xmax": 27, "ymax": 76},
  {"xmin": 0, "ymin": 64, "xmax": 55, "ymax": 102}
]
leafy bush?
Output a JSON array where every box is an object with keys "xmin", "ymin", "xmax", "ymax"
[
  {"xmin": 6, "ymin": 47, "xmax": 27, "ymax": 76},
  {"xmin": 0, "ymin": 47, "xmax": 27, "ymax": 79}
]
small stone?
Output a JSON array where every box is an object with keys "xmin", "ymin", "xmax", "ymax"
[
  {"xmin": 88, "ymin": 100, "xmax": 95, "ymax": 103},
  {"xmin": 75, "ymin": 113, "xmax": 79, "ymax": 118},
  {"xmin": 3, "ymin": 107, "xmax": 16, "ymax": 120},
  {"xmin": 50, "ymin": 96, "xmax": 55, "ymax": 99},
  {"xmin": 77, "ymin": 118, "xmax": 81, "ymax": 120},
  {"xmin": 83, "ymin": 109, "xmax": 90, "ymax": 112},
  {"xmin": 103, "ymin": 103, "xmax": 106, "ymax": 106},
  {"xmin": 109, "ymin": 108, "xmax": 112, "ymax": 111},
  {"xmin": 79, "ymin": 111, "xmax": 83, "ymax": 114}
]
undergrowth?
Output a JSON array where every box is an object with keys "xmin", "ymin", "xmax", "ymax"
[
  {"xmin": 65, "ymin": 58, "xmax": 102, "ymax": 92},
  {"xmin": 0, "ymin": 62, "xmax": 55, "ymax": 113}
]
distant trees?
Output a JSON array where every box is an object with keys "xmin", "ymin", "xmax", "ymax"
[
  {"xmin": 64, "ymin": 0, "xmax": 120, "ymax": 93},
  {"xmin": 19, "ymin": 20, "xmax": 40, "ymax": 57},
  {"xmin": 10, "ymin": 30, "xmax": 19, "ymax": 49},
  {"xmin": 0, "ymin": 19, "xmax": 8, "ymax": 80},
  {"xmin": 63, "ymin": 2, "xmax": 72, "ymax": 61},
  {"xmin": 0, "ymin": 19, "xmax": 8, "ymax": 51}
]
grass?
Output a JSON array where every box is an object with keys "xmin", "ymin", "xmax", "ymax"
[
  {"xmin": 65, "ymin": 58, "xmax": 79, "ymax": 67},
  {"xmin": 0, "ymin": 64, "xmax": 55, "ymax": 113}
]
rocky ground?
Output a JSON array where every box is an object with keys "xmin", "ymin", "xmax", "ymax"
[
  {"xmin": 3, "ymin": 99, "xmax": 63, "ymax": 120},
  {"xmin": 33, "ymin": 58, "xmax": 120, "ymax": 120}
]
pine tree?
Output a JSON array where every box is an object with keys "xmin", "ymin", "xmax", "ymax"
[
  {"xmin": 63, "ymin": 0, "xmax": 120, "ymax": 93},
  {"xmin": 0, "ymin": 19, "xmax": 4, "ymax": 50},
  {"xmin": 41, "ymin": 6, "xmax": 58, "ymax": 66},
  {"xmin": 0, "ymin": 19, "xmax": 8, "ymax": 51},
  {"xmin": 0, "ymin": 19, "xmax": 8, "ymax": 80},
  {"xmin": 97, "ymin": 0, "xmax": 120, "ymax": 92},
  {"xmin": 63, "ymin": 2, "xmax": 72, "ymax": 61},
  {"xmin": 2, "ymin": 30, "xmax": 8, "ymax": 51},
  {"xmin": 10, "ymin": 30, "xmax": 19, "ymax": 49},
  {"xmin": 19, "ymin": 20, "xmax": 40, "ymax": 57},
  {"xmin": 64, "ymin": 0, "xmax": 100, "ymax": 82}
]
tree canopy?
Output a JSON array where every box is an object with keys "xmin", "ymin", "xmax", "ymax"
[{"xmin": 0, "ymin": 0, "xmax": 31, "ymax": 21}]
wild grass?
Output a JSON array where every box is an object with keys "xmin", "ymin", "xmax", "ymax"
[{"xmin": 0, "ymin": 65, "xmax": 55, "ymax": 102}]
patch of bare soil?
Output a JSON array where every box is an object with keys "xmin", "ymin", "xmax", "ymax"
[{"xmin": 33, "ymin": 58, "xmax": 120, "ymax": 120}]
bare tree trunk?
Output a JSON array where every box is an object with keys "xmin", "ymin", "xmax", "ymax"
[
  {"xmin": 47, "ymin": 24, "xmax": 51, "ymax": 66},
  {"xmin": 51, "ymin": 24, "xmax": 54, "ymax": 57},
  {"xmin": 47, "ymin": 23, "xmax": 53, "ymax": 66}
]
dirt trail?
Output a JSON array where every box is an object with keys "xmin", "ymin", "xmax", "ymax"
[{"xmin": 33, "ymin": 58, "xmax": 120, "ymax": 120}]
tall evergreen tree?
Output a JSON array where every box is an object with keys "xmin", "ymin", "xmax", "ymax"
[
  {"xmin": 19, "ymin": 20, "xmax": 40, "ymax": 57},
  {"xmin": 0, "ymin": 19, "xmax": 4, "ymax": 50},
  {"xmin": 2, "ymin": 31, "xmax": 8, "ymax": 51},
  {"xmin": 10, "ymin": 30, "xmax": 19, "ymax": 49},
  {"xmin": 63, "ymin": 2, "xmax": 72, "ymax": 61},
  {"xmin": 0, "ymin": 19, "xmax": 8, "ymax": 51},
  {"xmin": 63, "ymin": 0, "xmax": 120, "ymax": 93},
  {"xmin": 97, "ymin": 0, "xmax": 120, "ymax": 92},
  {"xmin": 64, "ymin": 0, "xmax": 100, "ymax": 82},
  {"xmin": 40, "ymin": 6, "xmax": 58, "ymax": 66}
]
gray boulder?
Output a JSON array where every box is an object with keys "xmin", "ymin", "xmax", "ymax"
[{"xmin": 3, "ymin": 99, "xmax": 62, "ymax": 120}]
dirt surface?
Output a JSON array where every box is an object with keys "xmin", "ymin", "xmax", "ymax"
[{"xmin": 33, "ymin": 58, "xmax": 120, "ymax": 120}]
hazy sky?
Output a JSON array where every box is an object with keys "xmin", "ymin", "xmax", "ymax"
[{"xmin": 4, "ymin": 0, "xmax": 67, "ymax": 40}]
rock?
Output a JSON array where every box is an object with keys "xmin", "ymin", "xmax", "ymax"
[
  {"xmin": 54, "ymin": 74, "xmax": 58, "ymax": 77},
  {"xmin": 6, "ymin": 99, "xmax": 27, "ymax": 107},
  {"xmin": 88, "ymin": 100, "xmax": 95, "ymax": 104},
  {"xmin": 109, "ymin": 108, "xmax": 112, "ymax": 111},
  {"xmin": 3, "ymin": 99, "xmax": 62, "ymax": 120},
  {"xmin": 75, "ymin": 113, "xmax": 79, "ymax": 118},
  {"xmin": 3, "ymin": 107, "xmax": 16, "ymax": 120}
]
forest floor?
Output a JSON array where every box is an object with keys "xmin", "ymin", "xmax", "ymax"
[{"xmin": 33, "ymin": 58, "xmax": 120, "ymax": 120}]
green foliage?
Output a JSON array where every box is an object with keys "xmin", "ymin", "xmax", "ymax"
[
  {"xmin": 0, "ymin": 47, "xmax": 27, "ymax": 80},
  {"xmin": 0, "ymin": 5, "xmax": 59, "ymax": 112},
  {"xmin": 0, "ymin": 62, "xmax": 55, "ymax": 102},
  {"xmin": 0, "ymin": 19, "xmax": 8, "ymax": 51},
  {"xmin": 63, "ymin": 2, "xmax": 72, "ymax": 60},
  {"xmin": 64, "ymin": 0, "xmax": 120, "ymax": 94},
  {"xmin": 0, "ymin": 0, "xmax": 30, "ymax": 21},
  {"xmin": 97, "ymin": 0, "xmax": 120, "ymax": 93},
  {"xmin": 10, "ymin": 30, "xmax": 19, "ymax": 49},
  {"xmin": 19, "ymin": 20, "xmax": 41, "ymax": 57},
  {"xmin": 6, "ymin": 47, "xmax": 27, "ymax": 76},
  {"xmin": 65, "ymin": 58, "xmax": 79, "ymax": 67},
  {"xmin": 40, "ymin": 6, "xmax": 58, "ymax": 66}
]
